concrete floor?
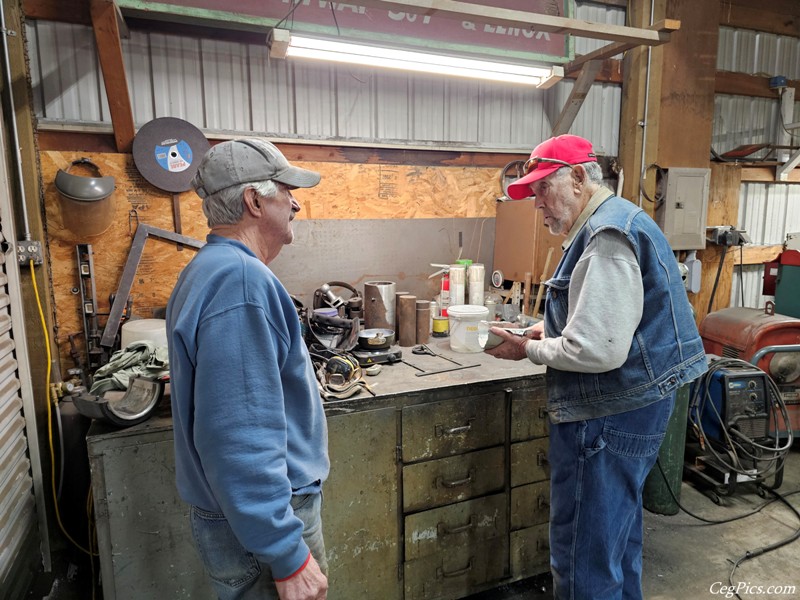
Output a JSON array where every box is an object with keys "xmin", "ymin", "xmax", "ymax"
[{"xmin": 29, "ymin": 448, "xmax": 800, "ymax": 600}]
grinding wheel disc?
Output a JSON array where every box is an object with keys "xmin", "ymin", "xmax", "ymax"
[{"xmin": 132, "ymin": 117, "xmax": 210, "ymax": 192}]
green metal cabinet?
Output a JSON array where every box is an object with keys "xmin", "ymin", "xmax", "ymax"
[
  {"xmin": 323, "ymin": 407, "xmax": 402, "ymax": 600},
  {"xmin": 87, "ymin": 363, "xmax": 550, "ymax": 600},
  {"xmin": 87, "ymin": 419, "xmax": 213, "ymax": 600}
]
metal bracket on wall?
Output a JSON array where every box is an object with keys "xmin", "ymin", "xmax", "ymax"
[{"xmin": 99, "ymin": 224, "xmax": 204, "ymax": 361}]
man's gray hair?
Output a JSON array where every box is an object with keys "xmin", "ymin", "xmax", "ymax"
[
  {"xmin": 555, "ymin": 161, "xmax": 604, "ymax": 184},
  {"xmin": 202, "ymin": 180, "xmax": 280, "ymax": 227}
]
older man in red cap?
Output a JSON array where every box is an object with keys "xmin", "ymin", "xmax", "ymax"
[{"xmin": 487, "ymin": 134, "xmax": 707, "ymax": 599}]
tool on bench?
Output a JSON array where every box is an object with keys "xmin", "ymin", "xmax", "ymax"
[
  {"xmin": 409, "ymin": 344, "xmax": 479, "ymax": 377},
  {"xmin": 415, "ymin": 363, "xmax": 480, "ymax": 377},
  {"xmin": 412, "ymin": 344, "xmax": 462, "ymax": 366}
]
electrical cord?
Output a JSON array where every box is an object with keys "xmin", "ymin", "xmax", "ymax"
[
  {"xmin": 30, "ymin": 260, "xmax": 97, "ymax": 557},
  {"xmin": 655, "ymin": 462, "xmax": 800, "ymax": 600},
  {"xmin": 740, "ymin": 246, "xmax": 745, "ymax": 306},
  {"xmin": 687, "ymin": 357, "xmax": 793, "ymax": 481},
  {"xmin": 655, "ymin": 459, "xmax": 798, "ymax": 525},
  {"xmin": 638, "ymin": 163, "xmax": 665, "ymax": 207},
  {"xmin": 727, "ymin": 488, "xmax": 800, "ymax": 600},
  {"xmin": 707, "ymin": 245, "xmax": 729, "ymax": 315}
]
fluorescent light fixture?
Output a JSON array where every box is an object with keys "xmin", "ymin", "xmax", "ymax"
[{"xmin": 269, "ymin": 29, "xmax": 563, "ymax": 88}]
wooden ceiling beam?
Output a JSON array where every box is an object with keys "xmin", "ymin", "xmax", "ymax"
[
  {"xmin": 719, "ymin": 0, "xmax": 800, "ymax": 36},
  {"xmin": 715, "ymin": 71, "xmax": 800, "ymax": 99},
  {"xmin": 90, "ymin": 0, "xmax": 135, "ymax": 153},
  {"xmin": 565, "ymin": 19, "xmax": 679, "ymax": 74},
  {"xmin": 22, "ymin": 0, "xmax": 90, "ymax": 24},
  {"xmin": 357, "ymin": 0, "xmax": 675, "ymax": 45}
]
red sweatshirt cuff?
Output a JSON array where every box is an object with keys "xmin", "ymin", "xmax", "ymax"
[{"xmin": 274, "ymin": 552, "xmax": 311, "ymax": 582}]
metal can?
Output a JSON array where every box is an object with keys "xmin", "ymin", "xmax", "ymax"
[{"xmin": 432, "ymin": 316, "xmax": 449, "ymax": 337}]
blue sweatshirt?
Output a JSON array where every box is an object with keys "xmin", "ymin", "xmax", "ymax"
[{"xmin": 166, "ymin": 234, "xmax": 329, "ymax": 579}]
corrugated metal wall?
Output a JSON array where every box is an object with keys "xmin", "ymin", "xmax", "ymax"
[
  {"xmin": 715, "ymin": 26, "xmax": 800, "ymax": 309},
  {"xmin": 25, "ymin": 3, "xmax": 625, "ymax": 153}
]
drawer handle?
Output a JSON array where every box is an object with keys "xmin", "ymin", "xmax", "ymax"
[
  {"xmin": 437, "ymin": 559, "xmax": 473, "ymax": 579},
  {"xmin": 437, "ymin": 470, "xmax": 474, "ymax": 489},
  {"xmin": 537, "ymin": 539, "xmax": 550, "ymax": 552},
  {"xmin": 537, "ymin": 451, "xmax": 549, "ymax": 466},
  {"xmin": 538, "ymin": 495, "xmax": 550, "ymax": 509},
  {"xmin": 538, "ymin": 406, "xmax": 548, "ymax": 419},
  {"xmin": 437, "ymin": 515, "xmax": 476, "ymax": 536},
  {"xmin": 435, "ymin": 418, "xmax": 475, "ymax": 437}
]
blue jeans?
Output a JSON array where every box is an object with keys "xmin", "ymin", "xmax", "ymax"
[
  {"xmin": 190, "ymin": 493, "xmax": 327, "ymax": 600},
  {"xmin": 548, "ymin": 394, "xmax": 674, "ymax": 600}
]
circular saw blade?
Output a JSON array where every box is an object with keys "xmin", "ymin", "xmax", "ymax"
[{"xmin": 132, "ymin": 117, "xmax": 210, "ymax": 192}]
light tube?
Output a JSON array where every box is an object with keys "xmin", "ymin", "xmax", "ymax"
[{"xmin": 272, "ymin": 31, "xmax": 563, "ymax": 88}]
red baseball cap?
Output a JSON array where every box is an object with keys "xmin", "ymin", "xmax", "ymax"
[{"xmin": 506, "ymin": 134, "xmax": 597, "ymax": 200}]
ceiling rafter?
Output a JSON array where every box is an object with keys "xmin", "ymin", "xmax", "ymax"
[{"xmin": 89, "ymin": 0, "xmax": 134, "ymax": 152}]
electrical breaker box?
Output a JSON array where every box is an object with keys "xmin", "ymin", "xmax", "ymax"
[{"xmin": 654, "ymin": 167, "xmax": 710, "ymax": 250}]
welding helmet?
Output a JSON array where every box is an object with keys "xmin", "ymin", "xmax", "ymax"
[{"xmin": 55, "ymin": 158, "xmax": 115, "ymax": 202}]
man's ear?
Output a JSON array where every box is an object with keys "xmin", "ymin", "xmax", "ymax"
[
  {"xmin": 571, "ymin": 164, "xmax": 586, "ymax": 187},
  {"xmin": 243, "ymin": 187, "xmax": 261, "ymax": 216}
]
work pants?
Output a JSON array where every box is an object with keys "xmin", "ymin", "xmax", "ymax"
[
  {"xmin": 190, "ymin": 492, "xmax": 327, "ymax": 600},
  {"xmin": 548, "ymin": 393, "xmax": 675, "ymax": 600}
]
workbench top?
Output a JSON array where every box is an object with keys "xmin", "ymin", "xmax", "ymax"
[{"xmin": 86, "ymin": 339, "xmax": 546, "ymax": 443}]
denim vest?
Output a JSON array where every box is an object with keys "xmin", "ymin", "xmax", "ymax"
[{"xmin": 544, "ymin": 195, "xmax": 708, "ymax": 423}]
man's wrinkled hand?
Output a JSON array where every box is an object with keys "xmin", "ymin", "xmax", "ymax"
[
  {"xmin": 484, "ymin": 326, "xmax": 531, "ymax": 361},
  {"xmin": 276, "ymin": 555, "xmax": 328, "ymax": 600}
]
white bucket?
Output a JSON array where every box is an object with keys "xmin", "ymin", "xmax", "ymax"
[
  {"xmin": 448, "ymin": 304, "xmax": 490, "ymax": 353},
  {"xmin": 121, "ymin": 318, "xmax": 168, "ymax": 349}
]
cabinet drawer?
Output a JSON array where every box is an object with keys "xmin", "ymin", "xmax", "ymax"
[
  {"xmin": 402, "ymin": 392, "xmax": 505, "ymax": 462},
  {"xmin": 510, "ymin": 438, "xmax": 550, "ymax": 487},
  {"xmin": 511, "ymin": 386, "xmax": 549, "ymax": 442},
  {"xmin": 404, "ymin": 493, "xmax": 507, "ymax": 560},
  {"xmin": 510, "ymin": 523, "xmax": 550, "ymax": 580},
  {"xmin": 403, "ymin": 447, "xmax": 505, "ymax": 513},
  {"xmin": 404, "ymin": 536, "xmax": 508, "ymax": 600},
  {"xmin": 510, "ymin": 481, "xmax": 550, "ymax": 530}
]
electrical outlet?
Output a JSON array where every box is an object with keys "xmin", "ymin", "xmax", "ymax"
[{"xmin": 17, "ymin": 240, "xmax": 43, "ymax": 266}]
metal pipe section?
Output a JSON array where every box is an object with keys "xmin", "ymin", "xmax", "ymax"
[
  {"xmin": 749, "ymin": 344, "xmax": 800, "ymax": 367},
  {"xmin": 1, "ymin": 6, "xmax": 32, "ymax": 239},
  {"xmin": 638, "ymin": 0, "xmax": 655, "ymax": 207}
]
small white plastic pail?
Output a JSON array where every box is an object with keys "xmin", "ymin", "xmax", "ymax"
[
  {"xmin": 447, "ymin": 304, "xmax": 490, "ymax": 353},
  {"xmin": 121, "ymin": 319, "xmax": 168, "ymax": 349}
]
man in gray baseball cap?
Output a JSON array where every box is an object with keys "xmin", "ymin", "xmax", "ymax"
[
  {"xmin": 168, "ymin": 138, "xmax": 330, "ymax": 600},
  {"xmin": 192, "ymin": 138, "xmax": 320, "ymax": 199}
]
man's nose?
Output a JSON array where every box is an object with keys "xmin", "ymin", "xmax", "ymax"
[
  {"xmin": 291, "ymin": 196, "xmax": 301, "ymax": 212},
  {"xmin": 533, "ymin": 195, "xmax": 544, "ymax": 209}
]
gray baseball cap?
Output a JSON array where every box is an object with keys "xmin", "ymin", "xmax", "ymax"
[{"xmin": 191, "ymin": 138, "xmax": 321, "ymax": 199}]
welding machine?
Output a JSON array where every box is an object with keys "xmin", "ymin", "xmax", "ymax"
[
  {"xmin": 700, "ymin": 306, "xmax": 800, "ymax": 436},
  {"xmin": 689, "ymin": 359, "xmax": 771, "ymax": 445},
  {"xmin": 685, "ymin": 356, "xmax": 793, "ymax": 499}
]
